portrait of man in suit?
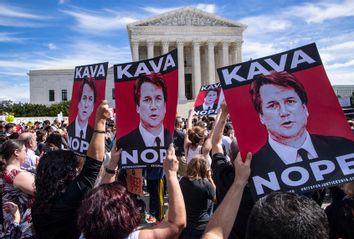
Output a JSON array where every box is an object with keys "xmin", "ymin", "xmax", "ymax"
[
  {"xmin": 194, "ymin": 89, "xmax": 219, "ymax": 112},
  {"xmin": 117, "ymin": 72, "xmax": 172, "ymax": 222},
  {"xmin": 67, "ymin": 77, "xmax": 95, "ymax": 143},
  {"xmin": 249, "ymin": 71, "xmax": 354, "ymax": 175},
  {"xmin": 117, "ymin": 72, "xmax": 172, "ymax": 150}
]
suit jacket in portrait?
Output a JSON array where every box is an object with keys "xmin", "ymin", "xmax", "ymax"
[
  {"xmin": 117, "ymin": 127, "xmax": 172, "ymax": 150},
  {"xmin": 251, "ymin": 134, "xmax": 354, "ymax": 180},
  {"xmin": 250, "ymin": 134, "xmax": 354, "ymax": 198},
  {"xmin": 67, "ymin": 120, "xmax": 94, "ymax": 142},
  {"xmin": 117, "ymin": 127, "xmax": 172, "ymax": 179},
  {"xmin": 194, "ymin": 103, "xmax": 218, "ymax": 112}
]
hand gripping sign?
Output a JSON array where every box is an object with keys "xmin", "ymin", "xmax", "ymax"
[{"xmin": 217, "ymin": 43, "xmax": 354, "ymax": 200}]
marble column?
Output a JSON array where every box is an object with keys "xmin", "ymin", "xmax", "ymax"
[
  {"xmin": 222, "ymin": 41, "xmax": 230, "ymax": 67},
  {"xmin": 177, "ymin": 41, "xmax": 186, "ymax": 100},
  {"xmin": 193, "ymin": 41, "xmax": 201, "ymax": 99},
  {"xmin": 231, "ymin": 43, "xmax": 238, "ymax": 64},
  {"xmin": 162, "ymin": 41, "xmax": 169, "ymax": 54},
  {"xmin": 237, "ymin": 42, "xmax": 242, "ymax": 63},
  {"xmin": 147, "ymin": 40, "xmax": 154, "ymax": 59},
  {"xmin": 207, "ymin": 41, "xmax": 216, "ymax": 84},
  {"xmin": 132, "ymin": 40, "xmax": 139, "ymax": 61}
]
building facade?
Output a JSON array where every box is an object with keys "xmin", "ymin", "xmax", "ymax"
[
  {"xmin": 333, "ymin": 85, "xmax": 354, "ymax": 98},
  {"xmin": 29, "ymin": 7, "xmax": 246, "ymax": 116}
]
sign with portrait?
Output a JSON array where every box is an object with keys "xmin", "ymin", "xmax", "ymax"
[
  {"xmin": 217, "ymin": 43, "xmax": 354, "ymax": 199},
  {"xmin": 114, "ymin": 49, "xmax": 178, "ymax": 169},
  {"xmin": 193, "ymin": 83, "xmax": 224, "ymax": 116},
  {"xmin": 68, "ymin": 62, "xmax": 108, "ymax": 155}
]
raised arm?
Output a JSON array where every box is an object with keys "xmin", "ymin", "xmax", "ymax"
[
  {"xmin": 202, "ymin": 152, "xmax": 252, "ymax": 239},
  {"xmin": 211, "ymin": 101, "xmax": 228, "ymax": 155},
  {"xmin": 100, "ymin": 140, "xmax": 121, "ymax": 185},
  {"xmin": 86, "ymin": 100, "xmax": 112, "ymax": 161},
  {"xmin": 184, "ymin": 109, "xmax": 194, "ymax": 153},
  {"xmin": 139, "ymin": 144, "xmax": 186, "ymax": 239}
]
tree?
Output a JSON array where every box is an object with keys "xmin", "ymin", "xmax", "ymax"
[{"xmin": 0, "ymin": 101, "xmax": 70, "ymax": 117}]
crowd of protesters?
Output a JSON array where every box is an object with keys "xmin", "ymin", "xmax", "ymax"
[{"xmin": 0, "ymin": 100, "xmax": 353, "ymax": 239}]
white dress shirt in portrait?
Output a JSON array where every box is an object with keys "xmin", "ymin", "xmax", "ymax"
[
  {"xmin": 75, "ymin": 117, "xmax": 88, "ymax": 138},
  {"xmin": 139, "ymin": 123, "xmax": 165, "ymax": 147},
  {"xmin": 269, "ymin": 131, "xmax": 318, "ymax": 165}
]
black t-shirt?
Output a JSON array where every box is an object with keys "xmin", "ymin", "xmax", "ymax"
[
  {"xmin": 32, "ymin": 156, "xmax": 103, "ymax": 239},
  {"xmin": 325, "ymin": 197, "xmax": 354, "ymax": 239},
  {"xmin": 173, "ymin": 129, "xmax": 185, "ymax": 156},
  {"xmin": 179, "ymin": 177, "xmax": 215, "ymax": 230},
  {"xmin": 211, "ymin": 153, "xmax": 254, "ymax": 239}
]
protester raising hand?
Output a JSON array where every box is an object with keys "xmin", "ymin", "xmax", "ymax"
[
  {"xmin": 77, "ymin": 144, "xmax": 186, "ymax": 239},
  {"xmin": 203, "ymin": 152, "xmax": 252, "ymax": 239},
  {"xmin": 163, "ymin": 143, "xmax": 179, "ymax": 174},
  {"xmin": 94, "ymin": 100, "xmax": 112, "ymax": 122},
  {"xmin": 100, "ymin": 140, "xmax": 122, "ymax": 185},
  {"xmin": 32, "ymin": 100, "xmax": 112, "ymax": 239},
  {"xmin": 235, "ymin": 152, "xmax": 252, "ymax": 186}
]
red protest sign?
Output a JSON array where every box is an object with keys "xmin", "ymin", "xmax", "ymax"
[
  {"xmin": 218, "ymin": 43, "xmax": 354, "ymax": 199},
  {"xmin": 114, "ymin": 50, "xmax": 178, "ymax": 169},
  {"xmin": 68, "ymin": 62, "xmax": 108, "ymax": 155}
]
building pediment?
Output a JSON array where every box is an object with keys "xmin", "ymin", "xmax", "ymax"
[{"xmin": 128, "ymin": 7, "xmax": 245, "ymax": 28}]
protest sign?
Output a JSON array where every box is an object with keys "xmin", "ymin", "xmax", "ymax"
[
  {"xmin": 126, "ymin": 169, "xmax": 144, "ymax": 196},
  {"xmin": 114, "ymin": 49, "xmax": 178, "ymax": 169},
  {"xmin": 217, "ymin": 43, "xmax": 354, "ymax": 199},
  {"xmin": 68, "ymin": 62, "xmax": 108, "ymax": 155},
  {"xmin": 193, "ymin": 83, "xmax": 224, "ymax": 116}
]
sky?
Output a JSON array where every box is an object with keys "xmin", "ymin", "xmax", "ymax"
[{"xmin": 0, "ymin": 0, "xmax": 353, "ymax": 102}]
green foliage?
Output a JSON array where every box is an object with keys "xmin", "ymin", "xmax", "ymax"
[{"xmin": 0, "ymin": 101, "xmax": 70, "ymax": 117}]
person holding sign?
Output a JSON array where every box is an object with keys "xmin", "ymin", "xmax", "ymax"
[
  {"xmin": 67, "ymin": 77, "xmax": 95, "ymax": 145},
  {"xmin": 249, "ymin": 71, "xmax": 354, "ymax": 174},
  {"xmin": 33, "ymin": 100, "xmax": 112, "ymax": 239}
]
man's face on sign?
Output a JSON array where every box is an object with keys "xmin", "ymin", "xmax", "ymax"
[
  {"xmin": 259, "ymin": 84, "xmax": 309, "ymax": 143},
  {"xmin": 137, "ymin": 82, "xmax": 166, "ymax": 131},
  {"xmin": 204, "ymin": 90, "xmax": 217, "ymax": 106},
  {"xmin": 78, "ymin": 83, "xmax": 94, "ymax": 122}
]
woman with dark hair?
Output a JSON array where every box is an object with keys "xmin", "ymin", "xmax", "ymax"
[
  {"xmin": 32, "ymin": 100, "xmax": 112, "ymax": 239},
  {"xmin": 77, "ymin": 144, "xmax": 186, "ymax": 239},
  {"xmin": 184, "ymin": 109, "xmax": 212, "ymax": 167},
  {"xmin": 36, "ymin": 129, "xmax": 47, "ymax": 155},
  {"xmin": 41, "ymin": 131, "xmax": 62, "ymax": 153},
  {"xmin": 78, "ymin": 183, "xmax": 141, "ymax": 239},
  {"xmin": 0, "ymin": 139, "xmax": 36, "ymax": 238},
  {"xmin": 179, "ymin": 155, "xmax": 216, "ymax": 239}
]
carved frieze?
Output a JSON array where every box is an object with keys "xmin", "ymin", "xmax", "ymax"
[{"xmin": 137, "ymin": 11, "xmax": 235, "ymax": 27}]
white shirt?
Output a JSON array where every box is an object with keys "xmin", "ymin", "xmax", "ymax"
[
  {"xmin": 268, "ymin": 131, "xmax": 318, "ymax": 165},
  {"xmin": 21, "ymin": 148, "xmax": 39, "ymax": 172},
  {"xmin": 74, "ymin": 117, "xmax": 88, "ymax": 138},
  {"xmin": 222, "ymin": 135, "xmax": 232, "ymax": 161},
  {"xmin": 202, "ymin": 103, "xmax": 214, "ymax": 110},
  {"xmin": 139, "ymin": 123, "xmax": 164, "ymax": 147}
]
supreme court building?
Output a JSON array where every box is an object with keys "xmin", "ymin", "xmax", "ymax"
[{"xmin": 29, "ymin": 7, "xmax": 246, "ymax": 116}]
